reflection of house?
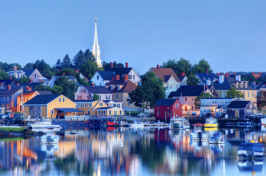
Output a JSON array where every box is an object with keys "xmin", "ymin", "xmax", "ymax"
[
  {"xmin": 213, "ymin": 74, "xmax": 257, "ymax": 106},
  {"xmin": 227, "ymin": 101, "xmax": 257, "ymax": 118},
  {"xmin": 168, "ymin": 85, "xmax": 216, "ymax": 116},
  {"xmin": 200, "ymin": 98, "xmax": 244, "ymax": 117},
  {"xmin": 75, "ymin": 100, "xmax": 124, "ymax": 116},
  {"xmin": 154, "ymin": 99, "xmax": 182, "ymax": 122},
  {"xmin": 0, "ymin": 85, "xmax": 23, "ymax": 112},
  {"xmin": 24, "ymin": 94, "xmax": 82, "ymax": 118},
  {"xmin": 74, "ymin": 85, "xmax": 112, "ymax": 101},
  {"xmin": 150, "ymin": 65, "xmax": 181, "ymax": 97}
]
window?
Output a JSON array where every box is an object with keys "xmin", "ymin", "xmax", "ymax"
[
  {"xmin": 192, "ymin": 97, "xmax": 193, "ymax": 101},
  {"xmin": 252, "ymin": 92, "xmax": 254, "ymax": 98},
  {"xmin": 89, "ymin": 103, "xmax": 91, "ymax": 108},
  {"xmin": 167, "ymin": 111, "xmax": 169, "ymax": 116},
  {"xmin": 103, "ymin": 111, "xmax": 106, "ymax": 115},
  {"xmin": 120, "ymin": 111, "xmax": 122, "ymax": 115},
  {"xmin": 85, "ymin": 103, "xmax": 87, "ymax": 108},
  {"xmin": 157, "ymin": 111, "xmax": 159, "ymax": 116},
  {"xmin": 63, "ymin": 98, "xmax": 65, "ymax": 102},
  {"xmin": 99, "ymin": 95, "xmax": 101, "ymax": 100},
  {"xmin": 129, "ymin": 75, "xmax": 132, "ymax": 79},
  {"xmin": 7, "ymin": 96, "xmax": 9, "ymax": 101},
  {"xmin": 109, "ymin": 111, "xmax": 111, "ymax": 115},
  {"xmin": 98, "ymin": 110, "xmax": 101, "ymax": 115},
  {"xmin": 192, "ymin": 106, "xmax": 194, "ymax": 110},
  {"xmin": 59, "ymin": 98, "xmax": 61, "ymax": 102},
  {"xmin": 100, "ymin": 103, "xmax": 103, "ymax": 106},
  {"xmin": 175, "ymin": 103, "xmax": 179, "ymax": 108},
  {"xmin": 170, "ymin": 84, "xmax": 172, "ymax": 89},
  {"xmin": 87, "ymin": 110, "xmax": 91, "ymax": 115},
  {"xmin": 116, "ymin": 94, "xmax": 118, "ymax": 99},
  {"xmin": 51, "ymin": 109, "xmax": 54, "ymax": 115},
  {"xmin": 114, "ymin": 104, "xmax": 116, "ymax": 107},
  {"xmin": 110, "ymin": 85, "xmax": 113, "ymax": 90},
  {"xmin": 128, "ymin": 101, "xmax": 130, "ymax": 106},
  {"xmin": 3, "ymin": 96, "xmax": 5, "ymax": 101},
  {"xmin": 133, "ymin": 75, "xmax": 135, "ymax": 79},
  {"xmin": 81, "ymin": 103, "xmax": 83, "ymax": 108},
  {"xmin": 250, "ymin": 104, "xmax": 252, "ymax": 108},
  {"xmin": 248, "ymin": 91, "xmax": 250, "ymax": 98},
  {"xmin": 34, "ymin": 74, "xmax": 37, "ymax": 78},
  {"xmin": 185, "ymin": 98, "xmax": 187, "ymax": 101},
  {"xmin": 87, "ymin": 96, "xmax": 90, "ymax": 100},
  {"xmin": 157, "ymin": 107, "xmax": 159, "ymax": 110},
  {"xmin": 97, "ymin": 75, "xmax": 99, "ymax": 80},
  {"xmin": 117, "ymin": 85, "xmax": 120, "ymax": 90},
  {"xmin": 167, "ymin": 107, "xmax": 170, "ymax": 109}
]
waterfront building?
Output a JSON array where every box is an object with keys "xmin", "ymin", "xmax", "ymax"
[
  {"xmin": 0, "ymin": 85, "xmax": 22, "ymax": 112},
  {"xmin": 154, "ymin": 99, "xmax": 182, "ymax": 122},
  {"xmin": 24, "ymin": 94, "xmax": 82, "ymax": 118},
  {"xmin": 74, "ymin": 85, "xmax": 112, "ymax": 101},
  {"xmin": 150, "ymin": 65, "xmax": 181, "ymax": 97},
  {"xmin": 226, "ymin": 101, "xmax": 257, "ymax": 118}
]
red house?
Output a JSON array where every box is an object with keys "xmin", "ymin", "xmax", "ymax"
[{"xmin": 154, "ymin": 99, "xmax": 182, "ymax": 122}]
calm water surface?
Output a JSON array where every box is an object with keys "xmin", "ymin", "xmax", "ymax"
[{"xmin": 0, "ymin": 128, "xmax": 265, "ymax": 176}]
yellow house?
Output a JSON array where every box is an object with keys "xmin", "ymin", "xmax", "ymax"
[
  {"xmin": 75, "ymin": 100, "xmax": 124, "ymax": 116},
  {"xmin": 24, "ymin": 94, "xmax": 83, "ymax": 118}
]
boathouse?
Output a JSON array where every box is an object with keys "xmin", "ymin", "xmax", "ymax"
[
  {"xmin": 226, "ymin": 101, "xmax": 257, "ymax": 118},
  {"xmin": 154, "ymin": 99, "xmax": 182, "ymax": 122}
]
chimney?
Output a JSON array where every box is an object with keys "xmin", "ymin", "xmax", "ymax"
[
  {"xmin": 85, "ymin": 77, "xmax": 88, "ymax": 82},
  {"xmin": 29, "ymin": 79, "xmax": 32, "ymax": 83},
  {"xmin": 157, "ymin": 65, "xmax": 159, "ymax": 70},
  {"xmin": 14, "ymin": 66, "xmax": 17, "ymax": 71},
  {"xmin": 115, "ymin": 75, "xmax": 120, "ymax": 80},
  {"xmin": 7, "ymin": 85, "xmax": 11, "ymax": 90},
  {"xmin": 252, "ymin": 72, "xmax": 255, "ymax": 76},
  {"xmin": 245, "ymin": 82, "xmax": 248, "ymax": 88},
  {"xmin": 235, "ymin": 75, "xmax": 241, "ymax": 82},
  {"xmin": 259, "ymin": 72, "xmax": 262, "ymax": 77},
  {"xmin": 27, "ymin": 87, "xmax": 32, "ymax": 91},
  {"xmin": 16, "ymin": 83, "xmax": 20, "ymax": 86},
  {"xmin": 0, "ymin": 83, "xmax": 3, "ymax": 86},
  {"xmin": 219, "ymin": 75, "xmax": 224, "ymax": 84},
  {"xmin": 226, "ymin": 73, "xmax": 229, "ymax": 78},
  {"xmin": 123, "ymin": 75, "xmax": 129, "ymax": 83},
  {"xmin": 63, "ymin": 72, "xmax": 65, "ymax": 76},
  {"xmin": 112, "ymin": 76, "xmax": 114, "ymax": 81},
  {"xmin": 181, "ymin": 72, "xmax": 185, "ymax": 77},
  {"xmin": 75, "ymin": 70, "xmax": 79, "ymax": 73},
  {"xmin": 207, "ymin": 69, "xmax": 208, "ymax": 75},
  {"xmin": 92, "ymin": 83, "xmax": 95, "ymax": 87},
  {"xmin": 125, "ymin": 62, "xmax": 128, "ymax": 68},
  {"xmin": 233, "ymin": 72, "xmax": 236, "ymax": 75},
  {"xmin": 10, "ymin": 76, "xmax": 12, "ymax": 80},
  {"xmin": 236, "ymin": 82, "xmax": 239, "ymax": 88},
  {"xmin": 110, "ymin": 62, "xmax": 113, "ymax": 69}
]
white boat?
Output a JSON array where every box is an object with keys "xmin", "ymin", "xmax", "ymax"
[
  {"xmin": 41, "ymin": 132, "xmax": 59, "ymax": 144},
  {"xmin": 204, "ymin": 118, "xmax": 219, "ymax": 128},
  {"xmin": 190, "ymin": 123, "xmax": 208, "ymax": 141},
  {"xmin": 128, "ymin": 121, "xmax": 144, "ymax": 128},
  {"xmin": 209, "ymin": 132, "xmax": 225, "ymax": 144},
  {"xmin": 169, "ymin": 117, "xmax": 190, "ymax": 129},
  {"xmin": 28, "ymin": 118, "xmax": 61, "ymax": 129},
  {"xmin": 261, "ymin": 118, "xmax": 266, "ymax": 126}
]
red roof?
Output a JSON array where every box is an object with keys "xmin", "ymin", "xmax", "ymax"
[
  {"xmin": 108, "ymin": 80, "xmax": 137, "ymax": 93},
  {"xmin": 151, "ymin": 68, "xmax": 180, "ymax": 82}
]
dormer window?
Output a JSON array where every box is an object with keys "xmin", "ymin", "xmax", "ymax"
[
  {"xmin": 110, "ymin": 85, "xmax": 113, "ymax": 90},
  {"xmin": 117, "ymin": 85, "xmax": 120, "ymax": 90}
]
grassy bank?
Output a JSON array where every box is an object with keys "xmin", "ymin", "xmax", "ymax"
[{"xmin": 0, "ymin": 127, "xmax": 26, "ymax": 132}]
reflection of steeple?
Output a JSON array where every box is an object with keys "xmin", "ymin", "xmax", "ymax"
[{"xmin": 92, "ymin": 18, "xmax": 102, "ymax": 67}]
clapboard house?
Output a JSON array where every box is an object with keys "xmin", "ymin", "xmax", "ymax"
[{"xmin": 226, "ymin": 101, "xmax": 257, "ymax": 118}]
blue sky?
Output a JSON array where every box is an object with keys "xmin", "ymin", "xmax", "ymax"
[{"xmin": 0, "ymin": 0, "xmax": 266, "ymax": 75}]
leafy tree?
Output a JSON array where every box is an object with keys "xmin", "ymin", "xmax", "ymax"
[
  {"xmin": 80, "ymin": 61, "xmax": 103, "ymax": 80},
  {"xmin": 187, "ymin": 75, "xmax": 200, "ymax": 85},
  {"xmin": 193, "ymin": 59, "xmax": 213, "ymax": 73},
  {"xmin": 102, "ymin": 61, "xmax": 124, "ymax": 69},
  {"xmin": 84, "ymin": 49, "xmax": 95, "ymax": 62},
  {"xmin": 54, "ymin": 76, "xmax": 78, "ymax": 100},
  {"xmin": 33, "ymin": 59, "xmax": 53, "ymax": 79},
  {"xmin": 242, "ymin": 74, "xmax": 256, "ymax": 84},
  {"xmin": 79, "ymin": 78, "xmax": 90, "ymax": 86},
  {"xmin": 18, "ymin": 77, "xmax": 30, "ymax": 83},
  {"xmin": 59, "ymin": 68, "xmax": 78, "ymax": 77},
  {"xmin": 35, "ymin": 85, "xmax": 63, "ymax": 94},
  {"xmin": 55, "ymin": 59, "xmax": 62, "ymax": 70},
  {"xmin": 226, "ymin": 88, "xmax": 244, "ymax": 98},
  {"xmin": 129, "ymin": 71, "xmax": 165, "ymax": 109},
  {"xmin": 93, "ymin": 94, "xmax": 100, "ymax": 100},
  {"xmin": 194, "ymin": 92, "xmax": 213, "ymax": 109},
  {"xmin": 24, "ymin": 63, "xmax": 34, "ymax": 69},
  {"xmin": 61, "ymin": 54, "xmax": 73, "ymax": 69},
  {"xmin": 0, "ymin": 70, "xmax": 10, "ymax": 80},
  {"xmin": 0, "ymin": 62, "xmax": 22, "ymax": 70},
  {"xmin": 161, "ymin": 58, "xmax": 192, "ymax": 77},
  {"xmin": 73, "ymin": 50, "xmax": 86, "ymax": 69}
]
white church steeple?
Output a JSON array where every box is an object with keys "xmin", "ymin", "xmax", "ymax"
[{"xmin": 92, "ymin": 18, "xmax": 102, "ymax": 67}]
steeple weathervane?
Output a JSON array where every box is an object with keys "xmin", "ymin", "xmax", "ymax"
[{"xmin": 92, "ymin": 17, "xmax": 102, "ymax": 67}]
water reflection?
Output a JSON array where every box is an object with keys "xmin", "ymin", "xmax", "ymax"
[{"xmin": 0, "ymin": 128, "xmax": 265, "ymax": 176}]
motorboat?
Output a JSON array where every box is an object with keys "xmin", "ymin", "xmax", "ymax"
[
  {"xmin": 209, "ymin": 131, "xmax": 225, "ymax": 144},
  {"xmin": 107, "ymin": 121, "xmax": 117, "ymax": 126},
  {"xmin": 128, "ymin": 121, "xmax": 144, "ymax": 128},
  {"xmin": 41, "ymin": 132, "xmax": 59, "ymax": 144},
  {"xmin": 28, "ymin": 118, "xmax": 61, "ymax": 129},
  {"xmin": 204, "ymin": 118, "xmax": 218, "ymax": 128},
  {"xmin": 190, "ymin": 123, "xmax": 208, "ymax": 141},
  {"xmin": 237, "ymin": 143, "xmax": 264, "ymax": 157},
  {"xmin": 118, "ymin": 121, "xmax": 129, "ymax": 127},
  {"xmin": 169, "ymin": 117, "xmax": 190, "ymax": 129}
]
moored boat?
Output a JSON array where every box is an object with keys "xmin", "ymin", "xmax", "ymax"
[
  {"xmin": 128, "ymin": 121, "xmax": 144, "ymax": 128},
  {"xmin": 237, "ymin": 143, "xmax": 264, "ymax": 157},
  {"xmin": 169, "ymin": 117, "xmax": 190, "ymax": 129},
  {"xmin": 28, "ymin": 118, "xmax": 61, "ymax": 129},
  {"xmin": 209, "ymin": 131, "xmax": 224, "ymax": 144},
  {"xmin": 204, "ymin": 118, "xmax": 219, "ymax": 128}
]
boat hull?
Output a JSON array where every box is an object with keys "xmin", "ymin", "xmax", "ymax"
[
  {"xmin": 28, "ymin": 124, "xmax": 61, "ymax": 129},
  {"xmin": 204, "ymin": 124, "xmax": 218, "ymax": 128}
]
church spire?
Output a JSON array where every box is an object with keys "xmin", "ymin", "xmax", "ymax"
[{"xmin": 92, "ymin": 18, "xmax": 102, "ymax": 67}]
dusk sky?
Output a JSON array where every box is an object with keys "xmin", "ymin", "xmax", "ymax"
[{"xmin": 0, "ymin": 0, "xmax": 266, "ymax": 75}]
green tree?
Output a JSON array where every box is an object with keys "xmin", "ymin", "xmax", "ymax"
[
  {"xmin": 54, "ymin": 76, "xmax": 78, "ymax": 100},
  {"xmin": 242, "ymin": 74, "xmax": 256, "ymax": 84},
  {"xmin": 24, "ymin": 63, "xmax": 34, "ymax": 69},
  {"xmin": 80, "ymin": 61, "xmax": 104, "ymax": 80},
  {"xmin": 18, "ymin": 77, "xmax": 30, "ymax": 83},
  {"xmin": 33, "ymin": 59, "xmax": 53, "ymax": 79},
  {"xmin": 35, "ymin": 85, "xmax": 63, "ymax": 94},
  {"xmin": 0, "ymin": 62, "xmax": 22, "ymax": 70},
  {"xmin": 84, "ymin": 49, "xmax": 95, "ymax": 62},
  {"xmin": 129, "ymin": 71, "xmax": 165, "ymax": 109},
  {"xmin": 55, "ymin": 59, "xmax": 62, "ymax": 70},
  {"xmin": 73, "ymin": 50, "xmax": 86, "ymax": 69},
  {"xmin": 93, "ymin": 94, "xmax": 100, "ymax": 100},
  {"xmin": 194, "ymin": 92, "xmax": 213, "ymax": 109},
  {"xmin": 61, "ymin": 54, "xmax": 73, "ymax": 69},
  {"xmin": 0, "ymin": 70, "xmax": 10, "ymax": 80},
  {"xmin": 193, "ymin": 59, "xmax": 213, "ymax": 73},
  {"xmin": 161, "ymin": 58, "xmax": 192, "ymax": 77},
  {"xmin": 102, "ymin": 61, "xmax": 124, "ymax": 69},
  {"xmin": 187, "ymin": 75, "xmax": 200, "ymax": 85},
  {"xmin": 226, "ymin": 88, "xmax": 244, "ymax": 98},
  {"xmin": 79, "ymin": 78, "xmax": 90, "ymax": 86}
]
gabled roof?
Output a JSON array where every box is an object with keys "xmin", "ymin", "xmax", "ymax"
[
  {"xmin": 0, "ymin": 88, "xmax": 21, "ymax": 96},
  {"xmin": 155, "ymin": 99, "xmax": 177, "ymax": 106},
  {"xmin": 151, "ymin": 68, "xmax": 180, "ymax": 82},
  {"xmin": 21, "ymin": 69, "xmax": 35, "ymax": 77},
  {"xmin": 108, "ymin": 80, "xmax": 137, "ymax": 93},
  {"xmin": 84, "ymin": 86, "xmax": 111, "ymax": 94},
  {"xmin": 0, "ymin": 80, "xmax": 15, "ymax": 85},
  {"xmin": 98, "ymin": 71, "xmax": 114, "ymax": 80},
  {"xmin": 213, "ymin": 77, "xmax": 256, "ymax": 91},
  {"xmin": 227, "ymin": 101, "xmax": 251, "ymax": 109},
  {"xmin": 196, "ymin": 73, "xmax": 218, "ymax": 83},
  {"xmin": 105, "ymin": 80, "xmax": 124, "ymax": 86},
  {"xmin": 11, "ymin": 83, "xmax": 42, "ymax": 91},
  {"xmin": 37, "ymin": 91, "xmax": 53, "ymax": 95},
  {"xmin": 23, "ymin": 91, "xmax": 38, "ymax": 97},
  {"xmin": 24, "ymin": 94, "xmax": 61, "ymax": 105},
  {"xmin": 168, "ymin": 85, "xmax": 209, "ymax": 98},
  {"xmin": 105, "ymin": 67, "xmax": 133, "ymax": 76},
  {"xmin": 179, "ymin": 76, "xmax": 186, "ymax": 81}
]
